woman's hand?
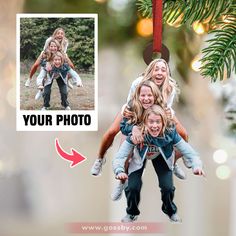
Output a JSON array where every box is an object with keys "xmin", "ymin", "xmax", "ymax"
[
  {"xmin": 77, "ymin": 80, "xmax": 83, "ymax": 87},
  {"xmin": 116, "ymin": 172, "xmax": 128, "ymax": 180},
  {"xmin": 193, "ymin": 167, "xmax": 206, "ymax": 177},
  {"xmin": 131, "ymin": 126, "xmax": 144, "ymax": 144}
]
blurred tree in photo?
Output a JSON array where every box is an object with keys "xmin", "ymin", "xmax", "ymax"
[{"xmin": 20, "ymin": 17, "xmax": 95, "ymax": 72}]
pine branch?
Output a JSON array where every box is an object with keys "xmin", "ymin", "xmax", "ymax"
[
  {"xmin": 137, "ymin": 0, "xmax": 234, "ymax": 24},
  {"xmin": 137, "ymin": 0, "xmax": 153, "ymax": 18},
  {"xmin": 200, "ymin": 5, "xmax": 236, "ymax": 81},
  {"xmin": 137, "ymin": 0, "xmax": 236, "ymax": 81}
]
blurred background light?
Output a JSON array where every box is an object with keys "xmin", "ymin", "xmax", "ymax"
[
  {"xmin": 6, "ymin": 87, "xmax": 16, "ymax": 108},
  {"xmin": 94, "ymin": 0, "xmax": 107, "ymax": 3},
  {"xmin": 216, "ymin": 165, "xmax": 231, "ymax": 180},
  {"xmin": 136, "ymin": 18, "xmax": 153, "ymax": 37},
  {"xmin": 213, "ymin": 149, "xmax": 228, "ymax": 164},
  {"xmin": 191, "ymin": 54, "xmax": 202, "ymax": 72},
  {"xmin": 108, "ymin": 0, "xmax": 130, "ymax": 12},
  {"xmin": 0, "ymin": 103, "xmax": 6, "ymax": 119},
  {"xmin": 193, "ymin": 21, "xmax": 205, "ymax": 34},
  {"xmin": 4, "ymin": 62, "xmax": 16, "ymax": 86}
]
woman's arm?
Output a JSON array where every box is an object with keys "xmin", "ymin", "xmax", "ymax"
[
  {"xmin": 112, "ymin": 139, "xmax": 134, "ymax": 176},
  {"xmin": 68, "ymin": 68, "xmax": 83, "ymax": 87},
  {"xmin": 36, "ymin": 68, "xmax": 47, "ymax": 87},
  {"xmin": 174, "ymin": 138, "xmax": 204, "ymax": 175}
]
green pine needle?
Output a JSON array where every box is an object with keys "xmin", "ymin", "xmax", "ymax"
[{"xmin": 137, "ymin": 0, "xmax": 236, "ymax": 81}]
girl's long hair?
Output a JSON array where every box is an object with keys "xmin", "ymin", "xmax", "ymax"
[
  {"xmin": 141, "ymin": 104, "xmax": 169, "ymax": 136},
  {"xmin": 43, "ymin": 39, "xmax": 61, "ymax": 61},
  {"xmin": 52, "ymin": 28, "xmax": 68, "ymax": 53},
  {"xmin": 128, "ymin": 80, "xmax": 166, "ymax": 125},
  {"xmin": 51, "ymin": 51, "xmax": 65, "ymax": 65},
  {"xmin": 141, "ymin": 58, "xmax": 180, "ymax": 102}
]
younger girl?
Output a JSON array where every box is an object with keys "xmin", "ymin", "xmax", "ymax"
[
  {"xmin": 91, "ymin": 59, "xmax": 188, "ymax": 178},
  {"xmin": 37, "ymin": 51, "xmax": 83, "ymax": 110},
  {"xmin": 113, "ymin": 105, "xmax": 204, "ymax": 223},
  {"xmin": 110, "ymin": 80, "xmax": 165, "ymax": 201},
  {"xmin": 25, "ymin": 28, "xmax": 74, "ymax": 87}
]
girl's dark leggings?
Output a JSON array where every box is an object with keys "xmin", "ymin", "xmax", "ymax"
[{"xmin": 125, "ymin": 156, "xmax": 177, "ymax": 217}]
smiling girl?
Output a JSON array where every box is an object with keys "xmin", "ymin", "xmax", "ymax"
[
  {"xmin": 91, "ymin": 59, "xmax": 187, "ymax": 179},
  {"xmin": 36, "ymin": 51, "xmax": 82, "ymax": 110},
  {"xmin": 25, "ymin": 28, "xmax": 74, "ymax": 87},
  {"xmin": 113, "ymin": 105, "xmax": 204, "ymax": 223},
  {"xmin": 110, "ymin": 80, "xmax": 164, "ymax": 200}
]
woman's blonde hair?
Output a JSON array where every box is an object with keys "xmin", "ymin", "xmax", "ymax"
[
  {"xmin": 127, "ymin": 80, "xmax": 166, "ymax": 124},
  {"xmin": 141, "ymin": 58, "xmax": 180, "ymax": 102},
  {"xmin": 52, "ymin": 28, "xmax": 68, "ymax": 52},
  {"xmin": 51, "ymin": 51, "xmax": 65, "ymax": 65},
  {"xmin": 141, "ymin": 104, "xmax": 169, "ymax": 136}
]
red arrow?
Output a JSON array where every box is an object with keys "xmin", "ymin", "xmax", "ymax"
[{"xmin": 55, "ymin": 138, "xmax": 86, "ymax": 168}]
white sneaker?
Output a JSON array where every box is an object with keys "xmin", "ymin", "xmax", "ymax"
[
  {"xmin": 41, "ymin": 107, "xmax": 48, "ymax": 111},
  {"xmin": 67, "ymin": 80, "xmax": 74, "ymax": 89},
  {"xmin": 111, "ymin": 180, "xmax": 127, "ymax": 201},
  {"xmin": 169, "ymin": 213, "xmax": 182, "ymax": 223},
  {"xmin": 35, "ymin": 90, "xmax": 43, "ymax": 100},
  {"xmin": 173, "ymin": 163, "xmax": 186, "ymax": 180},
  {"xmin": 25, "ymin": 78, "xmax": 31, "ymax": 87},
  {"xmin": 182, "ymin": 157, "xmax": 192, "ymax": 168},
  {"xmin": 121, "ymin": 214, "xmax": 138, "ymax": 223},
  {"xmin": 65, "ymin": 106, "xmax": 71, "ymax": 110},
  {"xmin": 91, "ymin": 158, "xmax": 106, "ymax": 176}
]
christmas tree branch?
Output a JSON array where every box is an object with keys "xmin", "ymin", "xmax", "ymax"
[
  {"xmin": 137, "ymin": 0, "xmax": 234, "ymax": 24},
  {"xmin": 137, "ymin": 0, "xmax": 236, "ymax": 81},
  {"xmin": 200, "ymin": 4, "xmax": 236, "ymax": 81}
]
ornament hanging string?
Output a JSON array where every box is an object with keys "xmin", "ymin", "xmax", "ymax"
[
  {"xmin": 152, "ymin": 0, "xmax": 163, "ymax": 53},
  {"xmin": 143, "ymin": 0, "xmax": 169, "ymax": 64}
]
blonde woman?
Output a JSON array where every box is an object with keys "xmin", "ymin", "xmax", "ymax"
[
  {"xmin": 91, "ymin": 59, "xmax": 188, "ymax": 178},
  {"xmin": 113, "ymin": 105, "xmax": 204, "ymax": 223},
  {"xmin": 25, "ymin": 28, "xmax": 74, "ymax": 87},
  {"xmin": 36, "ymin": 51, "xmax": 82, "ymax": 110}
]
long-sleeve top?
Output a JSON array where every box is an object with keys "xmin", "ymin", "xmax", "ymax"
[
  {"xmin": 36, "ymin": 64, "xmax": 82, "ymax": 87},
  {"xmin": 113, "ymin": 127, "xmax": 202, "ymax": 175}
]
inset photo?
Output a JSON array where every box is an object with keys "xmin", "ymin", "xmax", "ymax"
[{"xmin": 16, "ymin": 14, "xmax": 98, "ymax": 131}]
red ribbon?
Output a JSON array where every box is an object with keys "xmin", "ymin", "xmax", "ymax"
[{"xmin": 152, "ymin": 0, "xmax": 163, "ymax": 53}]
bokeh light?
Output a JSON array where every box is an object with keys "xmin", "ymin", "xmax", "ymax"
[
  {"xmin": 136, "ymin": 18, "xmax": 153, "ymax": 37},
  {"xmin": 0, "ymin": 101, "xmax": 6, "ymax": 119},
  {"xmin": 94, "ymin": 0, "xmax": 107, "ymax": 3},
  {"xmin": 0, "ymin": 160, "xmax": 4, "ymax": 174},
  {"xmin": 216, "ymin": 165, "xmax": 231, "ymax": 180},
  {"xmin": 191, "ymin": 54, "xmax": 202, "ymax": 72},
  {"xmin": 4, "ymin": 62, "xmax": 16, "ymax": 86},
  {"xmin": 193, "ymin": 21, "xmax": 205, "ymax": 34},
  {"xmin": 108, "ymin": 0, "xmax": 129, "ymax": 12},
  {"xmin": 213, "ymin": 149, "xmax": 228, "ymax": 164},
  {"xmin": 6, "ymin": 87, "xmax": 16, "ymax": 108}
]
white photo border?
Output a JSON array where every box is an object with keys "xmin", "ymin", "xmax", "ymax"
[{"xmin": 16, "ymin": 13, "xmax": 98, "ymax": 131}]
